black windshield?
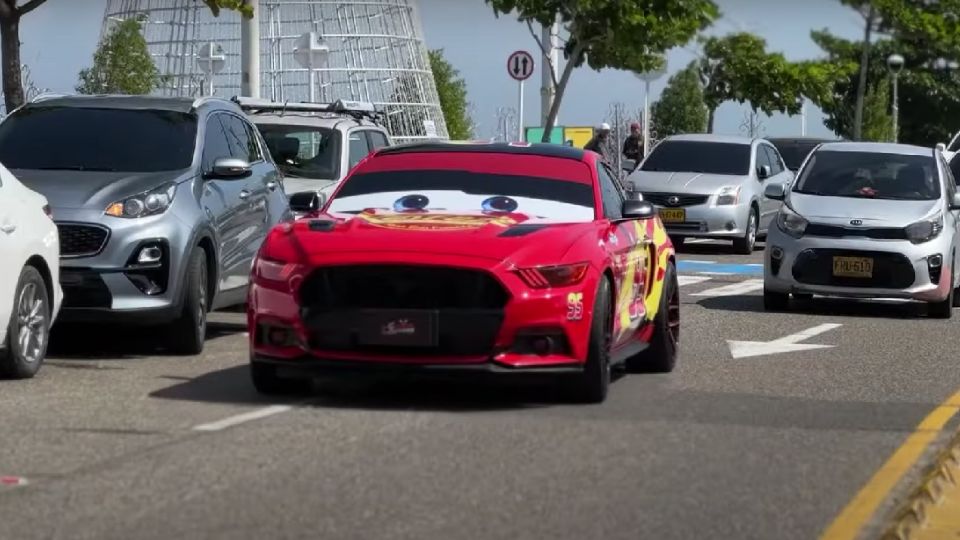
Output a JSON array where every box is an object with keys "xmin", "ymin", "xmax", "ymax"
[
  {"xmin": 255, "ymin": 124, "xmax": 341, "ymax": 180},
  {"xmin": 771, "ymin": 141, "xmax": 822, "ymax": 170},
  {"xmin": 0, "ymin": 106, "xmax": 196, "ymax": 172},
  {"xmin": 793, "ymin": 150, "xmax": 940, "ymax": 200},
  {"xmin": 640, "ymin": 141, "xmax": 750, "ymax": 175}
]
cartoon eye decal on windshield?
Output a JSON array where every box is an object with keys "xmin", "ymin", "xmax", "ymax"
[
  {"xmin": 481, "ymin": 196, "xmax": 518, "ymax": 213},
  {"xmin": 393, "ymin": 194, "xmax": 430, "ymax": 212}
]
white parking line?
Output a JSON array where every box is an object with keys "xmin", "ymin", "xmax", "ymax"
[
  {"xmin": 193, "ymin": 405, "xmax": 294, "ymax": 432},
  {"xmin": 678, "ymin": 275, "xmax": 711, "ymax": 287},
  {"xmin": 691, "ymin": 279, "xmax": 765, "ymax": 297}
]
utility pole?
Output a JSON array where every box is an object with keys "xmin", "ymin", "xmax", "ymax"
[
  {"xmin": 540, "ymin": 13, "xmax": 560, "ymax": 127},
  {"xmin": 240, "ymin": 0, "xmax": 260, "ymax": 98}
]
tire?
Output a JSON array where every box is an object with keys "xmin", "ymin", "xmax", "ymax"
[
  {"xmin": 763, "ymin": 286, "xmax": 790, "ymax": 311},
  {"xmin": 566, "ymin": 277, "xmax": 612, "ymax": 404},
  {"xmin": 626, "ymin": 261, "xmax": 679, "ymax": 373},
  {"xmin": 733, "ymin": 207, "xmax": 758, "ymax": 254},
  {"xmin": 930, "ymin": 268, "xmax": 954, "ymax": 319},
  {"xmin": 167, "ymin": 248, "xmax": 208, "ymax": 355},
  {"xmin": 0, "ymin": 266, "xmax": 51, "ymax": 379},
  {"xmin": 250, "ymin": 361, "xmax": 312, "ymax": 395}
]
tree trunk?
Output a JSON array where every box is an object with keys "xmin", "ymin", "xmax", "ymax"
[
  {"xmin": 0, "ymin": 14, "xmax": 23, "ymax": 113},
  {"xmin": 541, "ymin": 42, "xmax": 584, "ymax": 143},
  {"xmin": 707, "ymin": 107, "xmax": 716, "ymax": 134},
  {"xmin": 853, "ymin": 5, "xmax": 875, "ymax": 142}
]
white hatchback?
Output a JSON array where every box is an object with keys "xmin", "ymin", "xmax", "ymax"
[{"xmin": 0, "ymin": 164, "xmax": 61, "ymax": 378}]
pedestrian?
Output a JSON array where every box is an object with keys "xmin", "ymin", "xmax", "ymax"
[
  {"xmin": 622, "ymin": 122, "xmax": 644, "ymax": 171},
  {"xmin": 584, "ymin": 123, "xmax": 611, "ymax": 163}
]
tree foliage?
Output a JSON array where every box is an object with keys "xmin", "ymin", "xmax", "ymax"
[
  {"xmin": 429, "ymin": 49, "xmax": 473, "ymax": 140},
  {"xmin": 485, "ymin": 0, "xmax": 719, "ymax": 141},
  {"xmin": 0, "ymin": 0, "xmax": 50, "ymax": 112},
  {"xmin": 201, "ymin": 0, "xmax": 253, "ymax": 17},
  {"xmin": 77, "ymin": 17, "xmax": 161, "ymax": 96},
  {"xmin": 652, "ymin": 62, "xmax": 707, "ymax": 137},
  {"xmin": 861, "ymin": 81, "xmax": 894, "ymax": 142}
]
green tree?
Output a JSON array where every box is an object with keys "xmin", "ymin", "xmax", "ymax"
[
  {"xmin": 651, "ymin": 62, "xmax": 707, "ymax": 137},
  {"xmin": 485, "ymin": 0, "xmax": 719, "ymax": 142},
  {"xmin": 861, "ymin": 81, "xmax": 894, "ymax": 142},
  {"xmin": 0, "ymin": 0, "xmax": 50, "ymax": 113},
  {"xmin": 77, "ymin": 17, "xmax": 161, "ymax": 95},
  {"xmin": 429, "ymin": 49, "xmax": 473, "ymax": 140}
]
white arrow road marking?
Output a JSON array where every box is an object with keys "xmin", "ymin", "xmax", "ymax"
[
  {"xmin": 727, "ymin": 323, "xmax": 843, "ymax": 359},
  {"xmin": 678, "ymin": 275, "xmax": 711, "ymax": 287},
  {"xmin": 193, "ymin": 405, "xmax": 294, "ymax": 432},
  {"xmin": 691, "ymin": 278, "xmax": 764, "ymax": 297}
]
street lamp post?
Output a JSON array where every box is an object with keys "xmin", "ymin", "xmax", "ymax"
[
  {"xmin": 196, "ymin": 42, "xmax": 226, "ymax": 96},
  {"xmin": 293, "ymin": 32, "xmax": 331, "ymax": 103},
  {"xmin": 635, "ymin": 68, "xmax": 667, "ymax": 157},
  {"xmin": 886, "ymin": 53, "xmax": 904, "ymax": 143}
]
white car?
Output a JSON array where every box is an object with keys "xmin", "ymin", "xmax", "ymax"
[{"xmin": 0, "ymin": 165, "xmax": 61, "ymax": 378}]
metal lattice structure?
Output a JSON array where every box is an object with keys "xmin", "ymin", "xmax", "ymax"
[{"xmin": 100, "ymin": 0, "xmax": 448, "ymax": 142}]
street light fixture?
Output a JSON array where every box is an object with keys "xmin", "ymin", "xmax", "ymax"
[
  {"xmin": 886, "ymin": 53, "xmax": 904, "ymax": 143},
  {"xmin": 294, "ymin": 32, "xmax": 331, "ymax": 103}
]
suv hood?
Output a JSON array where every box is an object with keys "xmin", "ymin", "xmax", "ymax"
[
  {"xmin": 788, "ymin": 192, "xmax": 940, "ymax": 228},
  {"xmin": 628, "ymin": 170, "xmax": 747, "ymax": 194},
  {"xmin": 11, "ymin": 169, "xmax": 187, "ymax": 210},
  {"xmin": 280, "ymin": 210, "xmax": 597, "ymax": 266}
]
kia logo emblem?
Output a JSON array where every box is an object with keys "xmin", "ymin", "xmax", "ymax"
[
  {"xmin": 667, "ymin": 196, "xmax": 680, "ymax": 206},
  {"xmin": 850, "ymin": 219, "xmax": 863, "ymax": 226}
]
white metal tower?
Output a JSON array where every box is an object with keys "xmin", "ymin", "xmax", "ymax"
[{"xmin": 100, "ymin": 0, "xmax": 448, "ymax": 142}]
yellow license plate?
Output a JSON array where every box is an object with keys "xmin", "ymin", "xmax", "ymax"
[
  {"xmin": 832, "ymin": 256, "xmax": 874, "ymax": 278},
  {"xmin": 659, "ymin": 208, "xmax": 686, "ymax": 223}
]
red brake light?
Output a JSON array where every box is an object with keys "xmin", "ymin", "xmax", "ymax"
[{"xmin": 516, "ymin": 262, "xmax": 589, "ymax": 288}]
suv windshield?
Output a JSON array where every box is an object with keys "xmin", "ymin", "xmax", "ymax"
[
  {"xmin": 771, "ymin": 140, "xmax": 823, "ymax": 171},
  {"xmin": 327, "ymin": 169, "xmax": 596, "ymax": 221},
  {"xmin": 640, "ymin": 140, "xmax": 750, "ymax": 175},
  {"xmin": 256, "ymin": 124, "xmax": 341, "ymax": 180},
  {"xmin": 793, "ymin": 150, "xmax": 940, "ymax": 200},
  {"xmin": 0, "ymin": 106, "xmax": 196, "ymax": 172}
]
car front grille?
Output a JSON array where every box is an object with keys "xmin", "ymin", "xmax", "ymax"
[
  {"xmin": 805, "ymin": 223, "xmax": 908, "ymax": 240},
  {"xmin": 640, "ymin": 192, "xmax": 710, "ymax": 207},
  {"xmin": 792, "ymin": 249, "xmax": 915, "ymax": 289},
  {"xmin": 299, "ymin": 265, "xmax": 509, "ymax": 356},
  {"xmin": 57, "ymin": 223, "xmax": 110, "ymax": 258}
]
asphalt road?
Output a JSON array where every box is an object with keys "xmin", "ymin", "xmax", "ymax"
[{"xmin": 1, "ymin": 238, "xmax": 959, "ymax": 539}]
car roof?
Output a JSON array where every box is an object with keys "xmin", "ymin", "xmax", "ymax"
[
  {"xmin": 662, "ymin": 133, "xmax": 756, "ymax": 145},
  {"xmin": 22, "ymin": 94, "xmax": 225, "ymax": 114},
  {"xmin": 376, "ymin": 141, "xmax": 588, "ymax": 161},
  {"xmin": 246, "ymin": 113, "xmax": 383, "ymax": 129},
  {"xmin": 815, "ymin": 141, "xmax": 934, "ymax": 157},
  {"xmin": 767, "ymin": 136, "xmax": 838, "ymax": 143}
]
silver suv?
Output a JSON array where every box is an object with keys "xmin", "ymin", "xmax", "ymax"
[
  {"xmin": 234, "ymin": 98, "xmax": 393, "ymax": 215},
  {"xmin": 0, "ymin": 94, "xmax": 290, "ymax": 354}
]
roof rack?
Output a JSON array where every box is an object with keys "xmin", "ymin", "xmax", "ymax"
[{"xmin": 230, "ymin": 96, "xmax": 382, "ymax": 121}]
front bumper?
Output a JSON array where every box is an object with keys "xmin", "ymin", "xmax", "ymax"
[
  {"xmin": 253, "ymin": 354, "xmax": 584, "ymax": 377},
  {"xmin": 764, "ymin": 224, "xmax": 953, "ymax": 302},
  {"xmin": 654, "ymin": 201, "xmax": 750, "ymax": 238}
]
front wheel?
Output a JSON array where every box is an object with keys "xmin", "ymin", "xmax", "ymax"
[
  {"xmin": 626, "ymin": 261, "xmax": 679, "ymax": 373},
  {"xmin": 930, "ymin": 269, "xmax": 954, "ymax": 319},
  {"xmin": 0, "ymin": 266, "xmax": 51, "ymax": 379},
  {"xmin": 733, "ymin": 207, "xmax": 758, "ymax": 254},
  {"xmin": 565, "ymin": 278, "xmax": 612, "ymax": 403},
  {"xmin": 763, "ymin": 287, "xmax": 790, "ymax": 311},
  {"xmin": 167, "ymin": 248, "xmax": 208, "ymax": 355}
]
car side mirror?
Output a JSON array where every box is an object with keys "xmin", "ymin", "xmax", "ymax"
[
  {"xmin": 621, "ymin": 199, "xmax": 656, "ymax": 220},
  {"xmin": 206, "ymin": 157, "xmax": 252, "ymax": 179},
  {"xmin": 289, "ymin": 190, "xmax": 326, "ymax": 215},
  {"xmin": 937, "ymin": 143, "xmax": 947, "ymax": 152},
  {"xmin": 757, "ymin": 165, "xmax": 772, "ymax": 180},
  {"xmin": 764, "ymin": 182, "xmax": 787, "ymax": 201},
  {"xmin": 621, "ymin": 159, "xmax": 636, "ymax": 173},
  {"xmin": 950, "ymin": 192, "xmax": 960, "ymax": 210}
]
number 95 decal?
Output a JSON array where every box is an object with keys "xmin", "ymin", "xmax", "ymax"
[{"xmin": 566, "ymin": 292, "xmax": 584, "ymax": 321}]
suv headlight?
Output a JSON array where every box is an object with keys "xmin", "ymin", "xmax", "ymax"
[
  {"xmin": 905, "ymin": 212, "xmax": 943, "ymax": 244},
  {"xmin": 776, "ymin": 204, "xmax": 808, "ymax": 238},
  {"xmin": 105, "ymin": 183, "xmax": 177, "ymax": 218},
  {"xmin": 716, "ymin": 185, "xmax": 741, "ymax": 206}
]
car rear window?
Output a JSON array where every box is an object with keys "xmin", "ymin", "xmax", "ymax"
[
  {"xmin": 771, "ymin": 141, "xmax": 822, "ymax": 170},
  {"xmin": 640, "ymin": 140, "xmax": 751, "ymax": 175},
  {"xmin": 793, "ymin": 150, "xmax": 940, "ymax": 201},
  {"xmin": 0, "ymin": 106, "xmax": 197, "ymax": 172}
]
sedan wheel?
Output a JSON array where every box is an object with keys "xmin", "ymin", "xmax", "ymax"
[{"xmin": 1, "ymin": 266, "xmax": 50, "ymax": 379}]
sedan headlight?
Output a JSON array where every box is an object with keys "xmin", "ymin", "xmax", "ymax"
[
  {"xmin": 105, "ymin": 183, "xmax": 177, "ymax": 218},
  {"xmin": 776, "ymin": 204, "xmax": 808, "ymax": 238},
  {"xmin": 716, "ymin": 185, "xmax": 741, "ymax": 206},
  {"xmin": 905, "ymin": 212, "xmax": 943, "ymax": 244}
]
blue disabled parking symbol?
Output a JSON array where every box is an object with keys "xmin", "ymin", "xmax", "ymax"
[{"xmin": 676, "ymin": 260, "xmax": 764, "ymax": 276}]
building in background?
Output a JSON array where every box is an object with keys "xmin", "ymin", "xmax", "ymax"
[{"xmin": 100, "ymin": 0, "xmax": 448, "ymax": 142}]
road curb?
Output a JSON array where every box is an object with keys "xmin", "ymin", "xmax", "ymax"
[{"xmin": 881, "ymin": 426, "xmax": 960, "ymax": 539}]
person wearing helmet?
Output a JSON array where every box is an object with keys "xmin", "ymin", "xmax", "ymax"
[
  {"xmin": 622, "ymin": 122, "xmax": 644, "ymax": 170},
  {"xmin": 584, "ymin": 122, "xmax": 611, "ymax": 162}
]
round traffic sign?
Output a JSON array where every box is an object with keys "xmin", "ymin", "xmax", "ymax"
[{"xmin": 507, "ymin": 50, "xmax": 535, "ymax": 81}]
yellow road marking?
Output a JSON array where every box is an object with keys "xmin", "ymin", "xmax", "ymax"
[{"xmin": 820, "ymin": 389, "xmax": 960, "ymax": 540}]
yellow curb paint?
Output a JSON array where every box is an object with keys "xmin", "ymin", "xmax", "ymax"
[{"xmin": 820, "ymin": 389, "xmax": 960, "ymax": 540}]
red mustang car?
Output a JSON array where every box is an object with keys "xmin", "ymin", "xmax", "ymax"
[{"xmin": 247, "ymin": 142, "xmax": 679, "ymax": 403}]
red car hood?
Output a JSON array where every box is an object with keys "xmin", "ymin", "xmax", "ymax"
[{"xmin": 280, "ymin": 210, "xmax": 596, "ymax": 266}]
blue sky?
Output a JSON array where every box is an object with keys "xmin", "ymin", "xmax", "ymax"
[{"xmin": 21, "ymin": 0, "xmax": 863, "ymax": 139}]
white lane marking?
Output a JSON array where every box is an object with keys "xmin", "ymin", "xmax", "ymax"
[
  {"xmin": 691, "ymin": 278, "xmax": 764, "ymax": 297},
  {"xmin": 193, "ymin": 405, "xmax": 294, "ymax": 432},
  {"xmin": 772, "ymin": 323, "xmax": 843, "ymax": 344},
  {"xmin": 746, "ymin": 264, "xmax": 763, "ymax": 267},
  {"xmin": 678, "ymin": 275, "xmax": 711, "ymax": 287},
  {"xmin": 680, "ymin": 259, "xmax": 715, "ymax": 263},
  {"xmin": 699, "ymin": 271, "xmax": 734, "ymax": 276},
  {"xmin": 728, "ymin": 323, "xmax": 842, "ymax": 358}
]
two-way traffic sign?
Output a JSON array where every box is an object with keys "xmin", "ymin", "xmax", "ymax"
[{"xmin": 507, "ymin": 50, "xmax": 534, "ymax": 81}]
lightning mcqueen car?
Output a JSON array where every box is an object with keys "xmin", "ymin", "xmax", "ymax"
[{"xmin": 247, "ymin": 142, "xmax": 679, "ymax": 403}]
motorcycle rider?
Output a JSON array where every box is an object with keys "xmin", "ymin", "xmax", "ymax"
[{"xmin": 584, "ymin": 123, "xmax": 611, "ymax": 162}]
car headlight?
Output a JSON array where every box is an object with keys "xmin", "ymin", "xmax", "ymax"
[
  {"xmin": 105, "ymin": 183, "xmax": 177, "ymax": 218},
  {"xmin": 905, "ymin": 212, "xmax": 943, "ymax": 244},
  {"xmin": 776, "ymin": 204, "xmax": 808, "ymax": 238},
  {"xmin": 716, "ymin": 185, "xmax": 741, "ymax": 206}
]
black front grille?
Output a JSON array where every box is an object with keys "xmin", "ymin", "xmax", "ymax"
[
  {"xmin": 641, "ymin": 192, "xmax": 710, "ymax": 207},
  {"xmin": 58, "ymin": 223, "xmax": 109, "ymax": 258},
  {"xmin": 792, "ymin": 249, "xmax": 915, "ymax": 289},
  {"xmin": 299, "ymin": 265, "xmax": 509, "ymax": 356},
  {"xmin": 60, "ymin": 269, "xmax": 112, "ymax": 308},
  {"xmin": 805, "ymin": 223, "xmax": 907, "ymax": 240}
]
